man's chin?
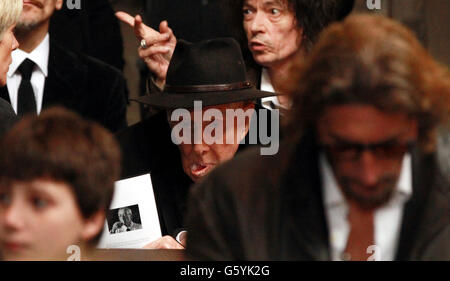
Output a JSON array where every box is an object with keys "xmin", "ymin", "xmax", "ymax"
[
  {"xmin": 16, "ymin": 20, "xmax": 40, "ymax": 33},
  {"xmin": 341, "ymin": 182, "xmax": 397, "ymax": 209},
  {"xmin": 251, "ymin": 54, "xmax": 275, "ymax": 68}
]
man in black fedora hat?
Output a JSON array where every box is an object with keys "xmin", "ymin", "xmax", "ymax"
[{"xmin": 116, "ymin": 37, "xmax": 277, "ymax": 249}]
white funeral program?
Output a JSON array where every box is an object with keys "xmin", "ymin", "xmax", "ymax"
[{"xmin": 97, "ymin": 174, "xmax": 162, "ymax": 249}]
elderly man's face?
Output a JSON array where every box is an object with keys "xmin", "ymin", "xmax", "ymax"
[
  {"xmin": 169, "ymin": 102, "xmax": 254, "ymax": 183},
  {"xmin": 317, "ymin": 105, "xmax": 418, "ymax": 209},
  {"xmin": 243, "ymin": 0, "xmax": 302, "ymax": 68},
  {"xmin": 17, "ymin": 0, "xmax": 63, "ymax": 31},
  {"xmin": 118, "ymin": 209, "xmax": 132, "ymax": 227}
]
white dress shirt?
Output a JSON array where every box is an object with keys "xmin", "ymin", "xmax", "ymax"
[
  {"xmin": 320, "ymin": 153, "xmax": 413, "ymax": 261},
  {"xmin": 259, "ymin": 68, "xmax": 291, "ymax": 110},
  {"xmin": 7, "ymin": 33, "xmax": 50, "ymax": 114}
]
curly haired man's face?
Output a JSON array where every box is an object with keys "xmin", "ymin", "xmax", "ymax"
[{"xmin": 243, "ymin": 0, "xmax": 302, "ymax": 68}]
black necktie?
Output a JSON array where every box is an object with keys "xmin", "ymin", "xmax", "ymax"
[{"xmin": 17, "ymin": 59, "xmax": 37, "ymax": 116}]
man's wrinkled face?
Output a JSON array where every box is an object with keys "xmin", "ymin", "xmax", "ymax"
[
  {"xmin": 0, "ymin": 25, "xmax": 19, "ymax": 86},
  {"xmin": 317, "ymin": 105, "xmax": 418, "ymax": 209},
  {"xmin": 169, "ymin": 103, "xmax": 253, "ymax": 183},
  {"xmin": 118, "ymin": 209, "xmax": 132, "ymax": 227},
  {"xmin": 17, "ymin": 0, "xmax": 63, "ymax": 31},
  {"xmin": 243, "ymin": 0, "xmax": 302, "ymax": 68},
  {"xmin": 0, "ymin": 179, "xmax": 89, "ymax": 260}
]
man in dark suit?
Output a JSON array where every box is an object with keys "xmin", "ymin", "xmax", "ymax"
[
  {"xmin": 116, "ymin": 38, "xmax": 276, "ymax": 249},
  {"xmin": 0, "ymin": 0, "xmax": 127, "ymax": 132},
  {"xmin": 185, "ymin": 15, "xmax": 450, "ymax": 261}
]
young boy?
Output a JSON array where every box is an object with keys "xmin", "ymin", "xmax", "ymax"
[{"xmin": 0, "ymin": 107, "xmax": 121, "ymax": 260}]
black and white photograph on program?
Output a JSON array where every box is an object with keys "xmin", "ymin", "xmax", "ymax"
[{"xmin": 107, "ymin": 204, "xmax": 143, "ymax": 234}]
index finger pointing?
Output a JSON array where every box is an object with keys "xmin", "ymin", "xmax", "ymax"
[
  {"xmin": 134, "ymin": 15, "xmax": 146, "ymax": 39},
  {"xmin": 115, "ymin": 11, "xmax": 135, "ymax": 27},
  {"xmin": 134, "ymin": 15, "xmax": 161, "ymax": 40}
]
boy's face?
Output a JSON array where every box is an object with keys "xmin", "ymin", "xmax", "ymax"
[{"xmin": 0, "ymin": 179, "xmax": 101, "ymax": 260}]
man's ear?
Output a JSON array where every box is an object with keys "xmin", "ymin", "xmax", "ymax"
[
  {"xmin": 55, "ymin": 0, "xmax": 64, "ymax": 11},
  {"xmin": 239, "ymin": 102, "xmax": 255, "ymax": 142},
  {"xmin": 81, "ymin": 210, "xmax": 105, "ymax": 242}
]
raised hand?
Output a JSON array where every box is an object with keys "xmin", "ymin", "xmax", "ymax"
[{"xmin": 116, "ymin": 12, "xmax": 177, "ymax": 85}]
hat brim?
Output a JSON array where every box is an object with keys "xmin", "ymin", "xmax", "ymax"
[{"xmin": 132, "ymin": 88, "xmax": 277, "ymax": 109}]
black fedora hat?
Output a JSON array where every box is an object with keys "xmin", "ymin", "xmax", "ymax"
[{"xmin": 134, "ymin": 38, "xmax": 276, "ymax": 109}]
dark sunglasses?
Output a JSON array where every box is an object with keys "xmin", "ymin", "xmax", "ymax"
[{"xmin": 319, "ymin": 140, "xmax": 415, "ymax": 161}]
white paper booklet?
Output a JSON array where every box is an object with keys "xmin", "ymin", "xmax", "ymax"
[{"xmin": 97, "ymin": 174, "xmax": 162, "ymax": 248}]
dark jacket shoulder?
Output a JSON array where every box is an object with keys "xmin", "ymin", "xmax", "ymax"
[{"xmin": 0, "ymin": 98, "xmax": 18, "ymax": 138}]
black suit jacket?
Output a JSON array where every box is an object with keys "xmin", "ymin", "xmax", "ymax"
[
  {"xmin": 0, "ymin": 98, "xmax": 18, "ymax": 138},
  {"xmin": 185, "ymin": 133, "xmax": 449, "ymax": 260},
  {"xmin": 0, "ymin": 41, "xmax": 127, "ymax": 132}
]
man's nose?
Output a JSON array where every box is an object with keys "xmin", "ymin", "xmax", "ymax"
[
  {"xmin": 356, "ymin": 150, "xmax": 380, "ymax": 186},
  {"xmin": 192, "ymin": 141, "xmax": 210, "ymax": 155},
  {"xmin": 250, "ymin": 12, "xmax": 266, "ymax": 34}
]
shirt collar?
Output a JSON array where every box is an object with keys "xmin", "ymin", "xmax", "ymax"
[
  {"xmin": 8, "ymin": 33, "xmax": 49, "ymax": 78},
  {"xmin": 320, "ymin": 153, "xmax": 413, "ymax": 208},
  {"xmin": 395, "ymin": 153, "xmax": 413, "ymax": 201},
  {"xmin": 260, "ymin": 68, "xmax": 291, "ymax": 110},
  {"xmin": 320, "ymin": 153, "xmax": 346, "ymax": 207},
  {"xmin": 260, "ymin": 68, "xmax": 275, "ymax": 93}
]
